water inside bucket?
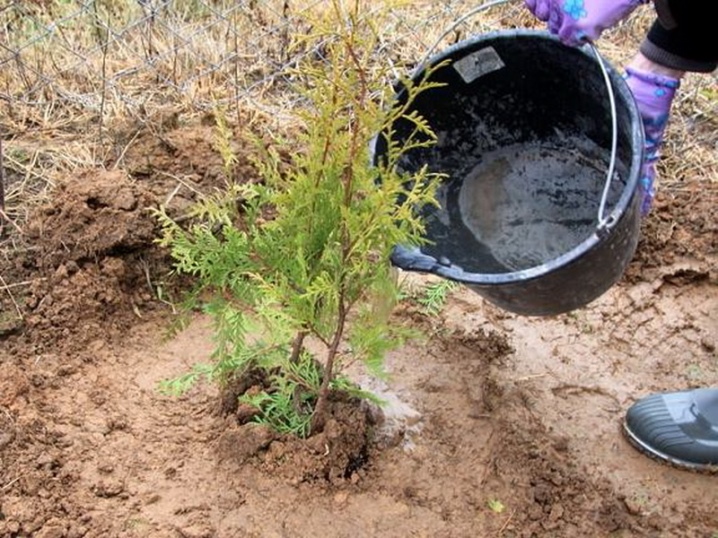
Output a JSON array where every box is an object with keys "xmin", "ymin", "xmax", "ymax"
[{"xmin": 420, "ymin": 133, "xmax": 627, "ymax": 273}]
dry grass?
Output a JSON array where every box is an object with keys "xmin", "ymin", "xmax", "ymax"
[{"xmin": 0, "ymin": 0, "xmax": 715, "ymax": 259}]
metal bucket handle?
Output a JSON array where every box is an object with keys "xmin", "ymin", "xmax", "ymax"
[{"xmin": 416, "ymin": 0, "xmax": 621, "ymax": 231}]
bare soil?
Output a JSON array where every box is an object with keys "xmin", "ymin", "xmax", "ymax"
[{"xmin": 1, "ymin": 120, "xmax": 716, "ymax": 538}]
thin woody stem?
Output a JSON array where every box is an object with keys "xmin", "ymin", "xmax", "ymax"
[
  {"xmin": 310, "ymin": 298, "xmax": 347, "ymax": 433},
  {"xmin": 0, "ymin": 139, "xmax": 5, "ymax": 237}
]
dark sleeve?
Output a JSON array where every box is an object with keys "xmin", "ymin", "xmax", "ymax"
[{"xmin": 640, "ymin": 0, "xmax": 718, "ymax": 72}]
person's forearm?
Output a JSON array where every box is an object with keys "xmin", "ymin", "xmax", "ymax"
[{"xmin": 627, "ymin": 52, "xmax": 685, "ymax": 79}]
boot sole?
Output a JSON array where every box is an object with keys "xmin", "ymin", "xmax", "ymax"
[{"xmin": 622, "ymin": 420, "xmax": 718, "ymax": 475}]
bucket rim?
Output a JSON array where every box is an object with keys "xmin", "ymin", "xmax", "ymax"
[{"xmin": 390, "ymin": 29, "xmax": 645, "ymax": 286}]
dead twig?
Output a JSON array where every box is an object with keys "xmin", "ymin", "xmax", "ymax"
[
  {"xmin": 0, "ymin": 208, "xmax": 22, "ymax": 236},
  {"xmin": 1, "ymin": 277, "xmax": 46, "ymax": 290},
  {"xmin": 0, "ymin": 139, "xmax": 5, "ymax": 237},
  {"xmin": 111, "ymin": 128, "xmax": 143, "ymax": 171},
  {"xmin": 0, "ymin": 273, "xmax": 24, "ymax": 320},
  {"xmin": 1, "ymin": 476, "xmax": 22, "ymax": 492},
  {"xmin": 497, "ymin": 509, "xmax": 516, "ymax": 536},
  {"xmin": 164, "ymin": 182, "xmax": 182, "ymax": 206}
]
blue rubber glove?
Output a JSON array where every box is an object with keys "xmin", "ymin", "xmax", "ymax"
[
  {"xmin": 525, "ymin": 0, "xmax": 649, "ymax": 46},
  {"xmin": 624, "ymin": 67, "xmax": 680, "ymax": 215}
]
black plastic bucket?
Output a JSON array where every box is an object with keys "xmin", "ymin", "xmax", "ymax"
[{"xmin": 375, "ymin": 30, "xmax": 644, "ymax": 316}]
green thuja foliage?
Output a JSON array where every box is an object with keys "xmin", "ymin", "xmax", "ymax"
[
  {"xmin": 416, "ymin": 280, "xmax": 459, "ymax": 317},
  {"xmin": 156, "ymin": 0, "xmax": 444, "ymax": 437}
]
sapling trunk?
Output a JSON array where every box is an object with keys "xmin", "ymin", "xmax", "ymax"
[
  {"xmin": 290, "ymin": 330, "xmax": 307, "ymax": 364},
  {"xmin": 310, "ymin": 71, "xmax": 364, "ymax": 432},
  {"xmin": 311, "ymin": 302, "xmax": 347, "ymax": 433}
]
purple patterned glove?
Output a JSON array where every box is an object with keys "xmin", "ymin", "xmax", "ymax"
[
  {"xmin": 525, "ymin": 0, "xmax": 648, "ymax": 46},
  {"xmin": 624, "ymin": 67, "xmax": 680, "ymax": 215}
]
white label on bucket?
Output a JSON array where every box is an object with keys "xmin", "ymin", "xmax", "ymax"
[{"xmin": 453, "ymin": 47, "xmax": 505, "ymax": 84}]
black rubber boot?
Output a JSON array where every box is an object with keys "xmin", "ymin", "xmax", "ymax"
[{"xmin": 623, "ymin": 388, "xmax": 718, "ymax": 472}]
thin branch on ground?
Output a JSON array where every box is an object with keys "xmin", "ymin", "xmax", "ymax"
[
  {"xmin": 497, "ymin": 509, "xmax": 516, "ymax": 536},
  {"xmin": 0, "ymin": 209, "xmax": 23, "ymax": 235},
  {"xmin": 0, "ymin": 139, "xmax": 4, "ymax": 238},
  {"xmin": 0, "ymin": 273, "xmax": 24, "ymax": 319},
  {"xmin": 1, "ymin": 476, "xmax": 22, "ymax": 492},
  {"xmin": 0, "ymin": 277, "xmax": 46, "ymax": 290}
]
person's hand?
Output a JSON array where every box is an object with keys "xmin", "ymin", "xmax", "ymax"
[
  {"xmin": 624, "ymin": 68, "xmax": 680, "ymax": 215},
  {"xmin": 524, "ymin": 0, "xmax": 648, "ymax": 46}
]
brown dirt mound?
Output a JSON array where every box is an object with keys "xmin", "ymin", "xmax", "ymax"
[
  {"xmin": 215, "ymin": 367, "xmax": 377, "ymax": 485},
  {"xmin": 218, "ymin": 392, "xmax": 374, "ymax": 485},
  {"xmin": 5, "ymin": 170, "xmax": 168, "ymax": 358},
  {"xmin": 2, "ymin": 119, "xmax": 266, "ymax": 358},
  {"xmin": 625, "ymin": 187, "xmax": 717, "ymax": 282}
]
